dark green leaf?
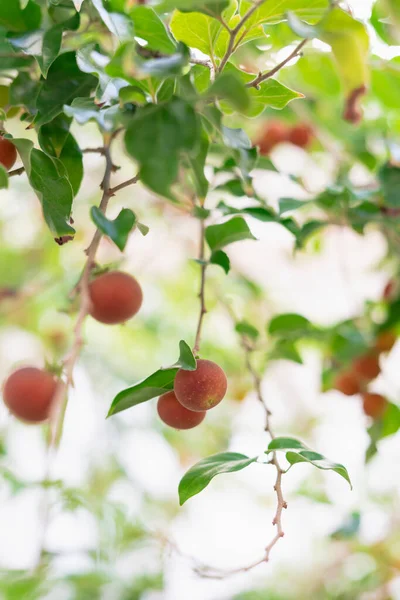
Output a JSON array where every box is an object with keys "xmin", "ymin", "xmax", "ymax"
[
  {"xmin": 91, "ymin": 207, "xmax": 137, "ymax": 252},
  {"xmin": 0, "ymin": 0, "xmax": 41, "ymax": 32},
  {"xmin": 64, "ymin": 98, "xmax": 120, "ymax": 132},
  {"xmin": 124, "ymin": 96, "xmax": 200, "ymax": 198},
  {"xmin": 379, "ymin": 162, "xmax": 400, "ymax": 208},
  {"xmin": 266, "ymin": 437, "xmax": 352, "ymax": 488},
  {"xmin": 205, "ymin": 217, "xmax": 256, "ymax": 252},
  {"xmin": 206, "ymin": 73, "xmax": 250, "ymax": 112},
  {"xmin": 235, "ymin": 321, "xmax": 259, "ymax": 340},
  {"xmin": 129, "ymin": 5, "xmax": 176, "ymax": 54},
  {"xmin": 185, "ymin": 131, "xmax": 209, "ymax": 200},
  {"xmin": 0, "ymin": 164, "xmax": 8, "ymax": 189},
  {"xmin": 210, "ymin": 249, "xmax": 230, "ymax": 274},
  {"xmin": 92, "ymin": 0, "xmax": 134, "ymax": 40},
  {"xmin": 10, "ymin": 13, "xmax": 80, "ymax": 76},
  {"xmin": 268, "ymin": 313, "xmax": 312, "ymax": 336},
  {"xmin": 178, "ymin": 452, "xmax": 257, "ymax": 505},
  {"xmin": 173, "ymin": 340, "xmax": 197, "ymax": 370},
  {"xmin": 35, "ymin": 52, "xmax": 97, "ymax": 127},
  {"xmin": 12, "ymin": 139, "xmax": 74, "ymax": 237},
  {"xmin": 107, "ymin": 368, "xmax": 178, "ymax": 417}
]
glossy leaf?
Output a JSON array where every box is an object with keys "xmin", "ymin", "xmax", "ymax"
[
  {"xmin": 92, "ymin": 0, "xmax": 134, "ymax": 41},
  {"xmin": 178, "ymin": 452, "xmax": 258, "ymax": 505},
  {"xmin": 0, "ymin": 0, "xmax": 41, "ymax": 33},
  {"xmin": 107, "ymin": 368, "xmax": 179, "ymax": 417},
  {"xmin": 172, "ymin": 340, "xmax": 197, "ymax": 370},
  {"xmin": 35, "ymin": 52, "xmax": 97, "ymax": 127},
  {"xmin": 90, "ymin": 207, "xmax": 137, "ymax": 252},
  {"xmin": 267, "ymin": 437, "xmax": 352, "ymax": 488},
  {"xmin": 10, "ymin": 13, "xmax": 80, "ymax": 77},
  {"xmin": 64, "ymin": 98, "xmax": 121, "ymax": 132},
  {"xmin": 129, "ymin": 6, "xmax": 176, "ymax": 54},
  {"xmin": 205, "ymin": 217, "xmax": 256, "ymax": 252},
  {"xmin": 210, "ymin": 249, "xmax": 230, "ymax": 274},
  {"xmin": 12, "ymin": 139, "xmax": 74, "ymax": 237},
  {"xmin": 124, "ymin": 97, "xmax": 200, "ymax": 198}
]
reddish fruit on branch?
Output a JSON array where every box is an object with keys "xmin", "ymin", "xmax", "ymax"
[
  {"xmin": 288, "ymin": 124, "xmax": 313, "ymax": 149},
  {"xmin": 374, "ymin": 331, "xmax": 396, "ymax": 354},
  {"xmin": 3, "ymin": 367, "xmax": 58, "ymax": 423},
  {"xmin": 255, "ymin": 121, "xmax": 288, "ymax": 155},
  {"xmin": 334, "ymin": 370, "xmax": 361, "ymax": 396},
  {"xmin": 89, "ymin": 271, "xmax": 143, "ymax": 325},
  {"xmin": 157, "ymin": 391, "xmax": 206, "ymax": 430},
  {"xmin": 174, "ymin": 359, "xmax": 227, "ymax": 411},
  {"xmin": 0, "ymin": 137, "xmax": 17, "ymax": 171},
  {"xmin": 362, "ymin": 392, "xmax": 387, "ymax": 420},
  {"xmin": 352, "ymin": 352, "xmax": 381, "ymax": 382}
]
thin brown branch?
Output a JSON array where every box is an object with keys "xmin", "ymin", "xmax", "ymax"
[
  {"xmin": 192, "ymin": 218, "xmax": 207, "ymax": 356},
  {"xmin": 108, "ymin": 174, "xmax": 140, "ymax": 195},
  {"xmin": 82, "ymin": 147, "xmax": 106, "ymax": 155},
  {"xmin": 48, "ymin": 143, "xmax": 115, "ymax": 447},
  {"xmin": 194, "ymin": 298, "xmax": 287, "ymax": 579},
  {"xmin": 246, "ymin": 39, "xmax": 308, "ymax": 88},
  {"xmin": 217, "ymin": 0, "xmax": 267, "ymax": 73},
  {"xmin": 8, "ymin": 166, "xmax": 25, "ymax": 177}
]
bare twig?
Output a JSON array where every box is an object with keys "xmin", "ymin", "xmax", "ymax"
[
  {"xmin": 246, "ymin": 39, "xmax": 308, "ymax": 88},
  {"xmin": 8, "ymin": 166, "xmax": 25, "ymax": 177},
  {"xmin": 217, "ymin": 0, "xmax": 267, "ymax": 73},
  {"xmin": 194, "ymin": 300, "xmax": 287, "ymax": 579},
  {"xmin": 108, "ymin": 174, "xmax": 140, "ymax": 196},
  {"xmin": 193, "ymin": 218, "xmax": 207, "ymax": 356},
  {"xmin": 190, "ymin": 52, "xmax": 216, "ymax": 83},
  {"xmin": 82, "ymin": 147, "xmax": 106, "ymax": 155}
]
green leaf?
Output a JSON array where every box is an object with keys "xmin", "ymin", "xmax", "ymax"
[
  {"xmin": 286, "ymin": 451, "xmax": 352, "ymax": 488},
  {"xmin": 206, "ymin": 73, "xmax": 250, "ymax": 112},
  {"xmin": 173, "ymin": 340, "xmax": 197, "ymax": 370},
  {"xmin": 76, "ymin": 45, "xmax": 128, "ymax": 103},
  {"xmin": 239, "ymin": 0, "xmax": 329, "ymax": 28},
  {"xmin": 0, "ymin": 0, "xmax": 41, "ymax": 33},
  {"xmin": 318, "ymin": 8, "xmax": 369, "ymax": 95},
  {"xmin": 92, "ymin": 0, "xmax": 134, "ymax": 41},
  {"xmin": 178, "ymin": 452, "xmax": 258, "ymax": 505},
  {"xmin": 235, "ymin": 321, "xmax": 259, "ymax": 340},
  {"xmin": 137, "ymin": 43, "xmax": 189, "ymax": 78},
  {"xmin": 160, "ymin": 0, "xmax": 230, "ymax": 14},
  {"xmin": 129, "ymin": 6, "xmax": 176, "ymax": 54},
  {"xmin": 90, "ymin": 207, "xmax": 137, "ymax": 252},
  {"xmin": 64, "ymin": 98, "xmax": 120, "ymax": 132},
  {"xmin": 107, "ymin": 368, "xmax": 178, "ymax": 417},
  {"xmin": 268, "ymin": 313, "xmax": 313, "ymax": 336},
  {"xmin": 185, "ymin": 131, "xmax": 209, "ymax": 200},
  {"xmin": 222, "ymin": 65, "xmax": 303, "ymax": 118},
  {"xmin": 222, "ymin": 126, "xmax": 252, "ymax": 150},
  {"xmin": 10, "ymin": 13, "xmax": 80, "ymax": 77},
  {"xmin": 209, "ymin": 249, "xmax": 230, "ymax": 274},
  {"xmin": 137, "ymin": 222, "xmax": 149, "ymax": 236},
  {"xmin": 268, "ymin": 437, "xmax": 307, "ymax": 450},
  {"xmin": 269, "ymin": 339, "xmax": 303, "ymax": 364},
  {"xmin": 266, "ymin": 437, "xmax": 352, "ymax": 488},
  {"xmin": 205, "ymin": 217, "xmax": 256, "ymax": 252},
  {"xmin": 9, "ymin": 72, "xmax": 40, "ymax": 113},
  {"xmin": 379, "ymin": 162, "xmax": 400, "ymax": 208},
  {"xmin": 0, "ymin": 164, "xmax": 8, "ymax": 189},
  {"xmin": 12, "ymin": 139, "xmax": 74, "ymax": 238},
  {"xmin": 38, "ymin": 116, "xmax": 83, "ymax": 197},
  {"xmin": 35, "ymin": 52, "xmax": 97, "ymax": 127},
  {"xmin": 108, "ymin": 339, "xmax": 196, "ymax": 416},
  {"xmin": 124, "ymin": 96, "xmax": 200, "ymax": 198},
  {"xmin": 170, "ymin": 10, "xmax": 228, "ymax": 58}
]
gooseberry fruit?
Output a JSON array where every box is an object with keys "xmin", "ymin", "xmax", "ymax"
[
  {"xmin": 3, "ymin": 367, "xmax": 58, "ymax": 423},
  {"xmin": 89, "ymin": 270, "xmax": 143, "ymax": 325},
  {"xmin": 174, "ymin": 359, "xmax": 227, "ymax": 411},
  {"xmin": 157, "ymin": 391, "xmax": 206, "ymax": 429},
  {"xmin": 362, "ymin": 392, "xmax": 387, "ymax": 420}
]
